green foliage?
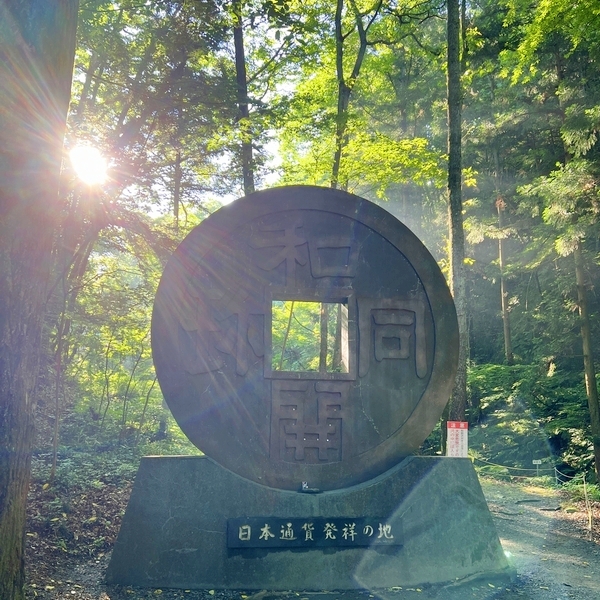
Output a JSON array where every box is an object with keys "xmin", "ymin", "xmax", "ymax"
[
  {"xmin": 65, "ymin": 244, "xmax": 159, "ymax": 429},
  {"xmin": 468, "ymin": 364, "xmax": 593, "ymax": 473},
  {"xmin": 29, "ymin": 0, "xmax": 600, "ymax": 487},
  {"xmin": 72, "ymin": 0, "xmax": 239, "ymax": 203},
  {"xmin": 562, "ymin": 479, "xmax": 600, "ymax": 501},
  {"xmin": 505, "ymin": 0, "xmax": 600, "ymax": 75},
  {"xmin": 475, "ymin": 464, "xmax": 512, "ymax": 481},
  {"xmin": 277, "ymin": 0, "xmax": 447, "ymax": 204},
  {"xmin": 271, "ymin": 300, "xmax": 347, "ymax": 372},
  {"xmin": 341, "ymin": 133, "xmax": 445, "ymax": 198},
  {"xmin": 32, "ymin": 412, "xmax": 200, "ymax": 492}
]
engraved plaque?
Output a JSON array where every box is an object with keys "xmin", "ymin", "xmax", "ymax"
[
  {"xmin": 151, "ymin": 186, "xmax": 459, "ymax": 491},
  {"xmin": 227, "ymin": 517, "xmax": 403, "ymax": 548}
]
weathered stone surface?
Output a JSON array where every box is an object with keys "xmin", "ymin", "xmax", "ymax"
[
  {"xmin": 106, "ymin": 456, "xmax": 514, "ymax": 590},
  {"xmin": 151, "ymin": 186, "xmax": 459, "ymax": 491}
]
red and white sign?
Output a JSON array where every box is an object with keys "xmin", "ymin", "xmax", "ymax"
[{"xmin": 447, "ymin": 421, "xmax": 468, "ymax": 457}]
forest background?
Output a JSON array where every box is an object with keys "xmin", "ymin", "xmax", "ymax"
[
  {"xmin": 37, "ymin": 0, "xmax": 600, "ymax": 478},
  {"xmin": 7, "ymin": 0, "xmax": 600, "ymax": 557},
  {"xmin": 5, "ymin": 0, "xmax": 600, "ymax": 597}
]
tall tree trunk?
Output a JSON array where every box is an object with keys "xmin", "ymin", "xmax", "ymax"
[
  {"xmin": 278, "ymin": 301, "xmax": 295, "ymax": 371},
  {"xmin": 232, "ymin": 0, "xmax": 254, "ymax": 195},
  {"xmin": 48, "ymin": 212, "xmax": 102, "ymax": 480},
  {"xmin": 174, "ymin": 147, "xmax": 182, "ymax": 232},
  {"xmin": 447, "ymin": 0, "xmax": 468, "ymax": 422},
  {"xmin": 319, "ymin": 303, "xmax": 329, "ymax": 372},
  {"xmin": 115, "ymin": 33, "xmax": 159, "ymax": 135},
  {"xmin": 73, "ymin": 52, "xmax": 98, "ymax": 123},
  {"xmin": 331, "ymin": 0, "xmax": 380, "ymax": 189},
  {"xmin": 574, "ymin": 242, "xmax": 600, "ymax": 481},
  {"xmin": 0, "ymin": 2, "xmax": 79, "ymax": 599},
  {"xmin": 332, "ymin": 304, "xmax": 343, "ymax": 371},
  {"xmin": 492, "ymin": 138, "xmax": 513, "ymax": 365},
  {"xmin": 496, "ymin": 197, "xmax": 513, "ymax": 364},
  {"xmin": 331, "ymin": 0, "xmax": 349, "ymax": 190},
  {"xmin": 550, "ymin": 52, "xmax": 600, "ymax": 477}
]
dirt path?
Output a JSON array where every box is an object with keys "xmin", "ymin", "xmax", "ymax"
[
  {"xmin": 25, "ymin": 477, "xmax": 600, "ymax": 600},
  {"xmin": 481, "ymin": 479, "xmax": 600, "ymax": 600}
]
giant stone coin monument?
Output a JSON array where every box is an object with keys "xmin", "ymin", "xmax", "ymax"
[{"xmin": 107, "ymin": 186, "xmax": 513, "ymax": 591}]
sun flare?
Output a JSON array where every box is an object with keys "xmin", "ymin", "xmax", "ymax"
[{"xmin": 69, "ymin": 145, "xmax": 108, "ymax": 185}]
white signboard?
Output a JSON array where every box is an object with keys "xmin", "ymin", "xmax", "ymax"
[{"xmin": 447, "ymin": 421, "xmax": 468, "ymax": 457}]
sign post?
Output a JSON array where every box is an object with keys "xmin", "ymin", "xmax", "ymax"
[
  {"xmin": 447, "ymin": 421, "xmax": 468, "ymax": 457},
  {"xmin": 532, "ymin": 459, "xmax": 542, "ymax": 477}
]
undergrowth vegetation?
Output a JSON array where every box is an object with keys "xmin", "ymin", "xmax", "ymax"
[
  {"xmin": 466, "ymin": 364, "xmax": 594, "ymax": 475},
  {"xmin": 37, "ymin": 361, "xmax": 599, "ymax": 492},
  {"xmin": 417, "ymin": 363, "xmax": 597, "ymax": 482}
]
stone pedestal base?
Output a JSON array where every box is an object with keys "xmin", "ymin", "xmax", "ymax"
[{"xmin": 106, "ymin": 456, "xmax": 513, "ymax": 590}]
